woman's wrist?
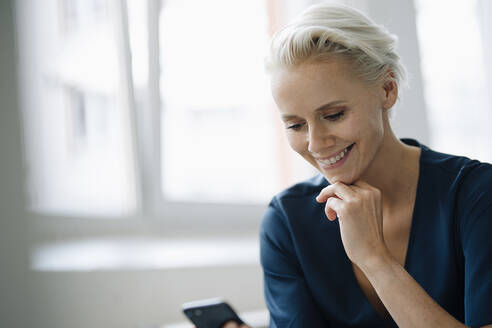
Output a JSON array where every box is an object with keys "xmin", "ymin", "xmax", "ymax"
[{"xmin": 357, "ymin": 245, "xmax": 396, "ymax": 276}]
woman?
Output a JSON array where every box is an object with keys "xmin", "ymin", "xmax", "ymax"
[{"xmin": 257, "ymin": 3, "xmax": 492, "ymax": 328}]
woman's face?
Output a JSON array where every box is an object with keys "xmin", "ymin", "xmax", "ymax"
[{"xmin": 270, "ymin": 60, "xmax": 394, "ymax": 184}]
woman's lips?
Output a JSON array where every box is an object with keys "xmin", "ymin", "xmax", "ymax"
[{"xmin": 316, "ymin": 143, "xmax": 355, "ymax": 169}]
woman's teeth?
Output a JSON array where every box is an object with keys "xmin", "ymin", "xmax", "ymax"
[{"xmin": 318, "ymin": 146, "xmax": 349, "ymax": 165}]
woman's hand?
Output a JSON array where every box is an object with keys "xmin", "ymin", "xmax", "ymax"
[
  {"xmin": 221, "ymin": 321, "xmax": 250, "ymax": 328},
  {"xmin": 316, "ymin": 180, "xmax": 389, "ymax": 267}
]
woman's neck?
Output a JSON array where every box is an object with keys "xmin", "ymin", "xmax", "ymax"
[{"xmin": 360, "ymin": 125, "xmax": 421, "ymax": 210}]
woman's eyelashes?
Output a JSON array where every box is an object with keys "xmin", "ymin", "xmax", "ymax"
[
  {"xmin": 323, "ymin": 110, "xmax": 345, "ymax": 121},
  {"xmin": 287, "ymin": 122, "xmax": 305, "ymax": 131},
  {"xmin": 285, "ymin": 110, "xmax": 345, "ymax": 131}
]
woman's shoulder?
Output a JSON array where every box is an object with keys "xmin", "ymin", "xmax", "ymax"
[
  {"xmin": 420, "ymin": 141, "xmax": 492, "ymax": 192},
  {"xmin": 403, "ymin": 138, "xmax": 488, "ymax": 175},
  {"xmin": 417, "ymin": 141, "xmax": 492, "ymax": 221}
]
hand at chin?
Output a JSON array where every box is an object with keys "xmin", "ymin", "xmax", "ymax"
[{"xmin": 323, "ymin": 174, "xmax": 356, "ymax": 187}]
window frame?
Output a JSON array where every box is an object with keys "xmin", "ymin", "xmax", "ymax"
[
  {"xmin": 132, "ymin": 0, "xmax": 268, "ymax": 232},
  {"xmin": 25, "ymin": 0, "xmax": 269, "ymax": 240}
]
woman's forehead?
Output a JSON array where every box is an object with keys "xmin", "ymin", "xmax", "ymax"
[
  {"xmin": 273, "ymin": 60, "xmax": 361, "ymax": 89},
  {"xmin": 271, "ymin": 61, "xmax": 366, "ymax": 107}
]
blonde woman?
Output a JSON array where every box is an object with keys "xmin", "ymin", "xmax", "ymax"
[{"xmin": 257, "ymin": 3, "xmax": 492, "ymax": 328}]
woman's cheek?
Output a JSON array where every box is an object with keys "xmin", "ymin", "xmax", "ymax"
[{"xmin": 287, "ymin": 133, "xmax": 307, "ymax": 154}]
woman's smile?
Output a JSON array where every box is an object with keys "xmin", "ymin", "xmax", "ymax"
[{"xmin": 314, "ymin": 143, "xmax": 355, "ymax": 170}]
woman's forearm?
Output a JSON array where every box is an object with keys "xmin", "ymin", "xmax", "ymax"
[{"xmin": 360, "ymin": 251, "xmax": 467, "ymax": 328}]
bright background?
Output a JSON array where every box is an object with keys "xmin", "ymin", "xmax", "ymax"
[{"xmin": 1, "ymin": 0, "xmax": 491, "ymax": 327}]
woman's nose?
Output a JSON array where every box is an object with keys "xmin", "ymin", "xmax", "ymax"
[{"xmin": 307, "ymin": 125, "xmax": 334, "ymax": 154}]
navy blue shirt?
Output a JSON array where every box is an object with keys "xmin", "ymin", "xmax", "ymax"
[{"xmin": 260, "ymin": 139, "xmax": 492, "ymax": 327}]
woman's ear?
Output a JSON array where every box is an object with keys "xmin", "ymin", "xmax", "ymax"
[{"xmin": 381, "ymin": 75, "xmax": 398, "ymax": 110}]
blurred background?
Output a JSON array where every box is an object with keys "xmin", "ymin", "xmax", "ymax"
[{"xmin": 0, "ymin": 0, "xmax": 491, "ymax": 327}]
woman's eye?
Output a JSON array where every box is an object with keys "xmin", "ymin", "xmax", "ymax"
[
  {"xmin": 287, "ymin": 123, "xmax": 304, "ymax": 131},
  {"xmin": 324, "ymin": 111, "xmax": 345, "ymax": 121}
]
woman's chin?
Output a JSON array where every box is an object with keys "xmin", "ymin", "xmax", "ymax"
[{"xmin": 323, "ymin": 174, "xmax": 356, "ymax": 185}]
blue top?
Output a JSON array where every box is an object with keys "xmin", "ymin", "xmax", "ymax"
[{"xmin": 260, "ymin": 139, "xmax": 492, "ymax": 328}]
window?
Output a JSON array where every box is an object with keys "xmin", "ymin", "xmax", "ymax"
[
  {"xmin": 16, "ymin": 0, "xmax": 315, "ymax": 220},
  {"xmin": 17, "ymin": 0, "xmax": 138, "ymax": 216},
  {"xmin": 415, "ymin": 0, "xmax": 492, "ymax": 162},
  {"xmin": 160, "ymin": 0, "xmax": 281, "ymax": 203}
]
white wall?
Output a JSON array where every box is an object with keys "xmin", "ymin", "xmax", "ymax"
[{"xmin": 478, "ymin": 0, "xmax": 492, "ymax": 108}]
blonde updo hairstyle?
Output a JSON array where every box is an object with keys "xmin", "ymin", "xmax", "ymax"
[{"xmin": 266, "ymin": 3, "xmax": 407, "ymax": 93}]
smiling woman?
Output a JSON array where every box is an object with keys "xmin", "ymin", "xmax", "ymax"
[
  {"xmin": 270, "ymin": 60, "xmax": 400, "ymax": 186},
  {"xmin": 260, "ymin": 3, "xmax": 492, "ymax": 328}
]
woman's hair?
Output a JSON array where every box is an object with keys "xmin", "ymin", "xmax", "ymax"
[{"xmin": 266, "ymin": 3, "xmax": 407, "ymax": 89}]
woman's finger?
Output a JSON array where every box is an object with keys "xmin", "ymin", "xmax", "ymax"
[
  {"xmin": 222, "ymin": 321, "xmax": 239, "ymax": 328},
  {"xmin": 325, "ymin": 196, "xmax": 344, "ymax": 221},
  {"xmin": 222, "ymin": 321, "xmax": 251, "ymax": 328},
  {"xmin": 352, "ymin": 179, "xmax": 373, "ymax": 190},
  {"xmin": 325, "ymin": 207, "xmax": 338, "ymax": 221},
  {"xmin": 316, "ymin": 182, "xmax": 355, "ymax": 203}
]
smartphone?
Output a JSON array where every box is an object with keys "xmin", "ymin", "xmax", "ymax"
[{"xmin": 182, "ymin": 297, "xmax": 244, "ymax": 328}]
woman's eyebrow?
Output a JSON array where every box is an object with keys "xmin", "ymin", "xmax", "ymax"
[
  {"xmin": 313, "ymin": 100, "xmax": 346, "ymax": 112},
  {"xmin": 281, "ymin": 100, "xmax": 346, "ymax": 120}
]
